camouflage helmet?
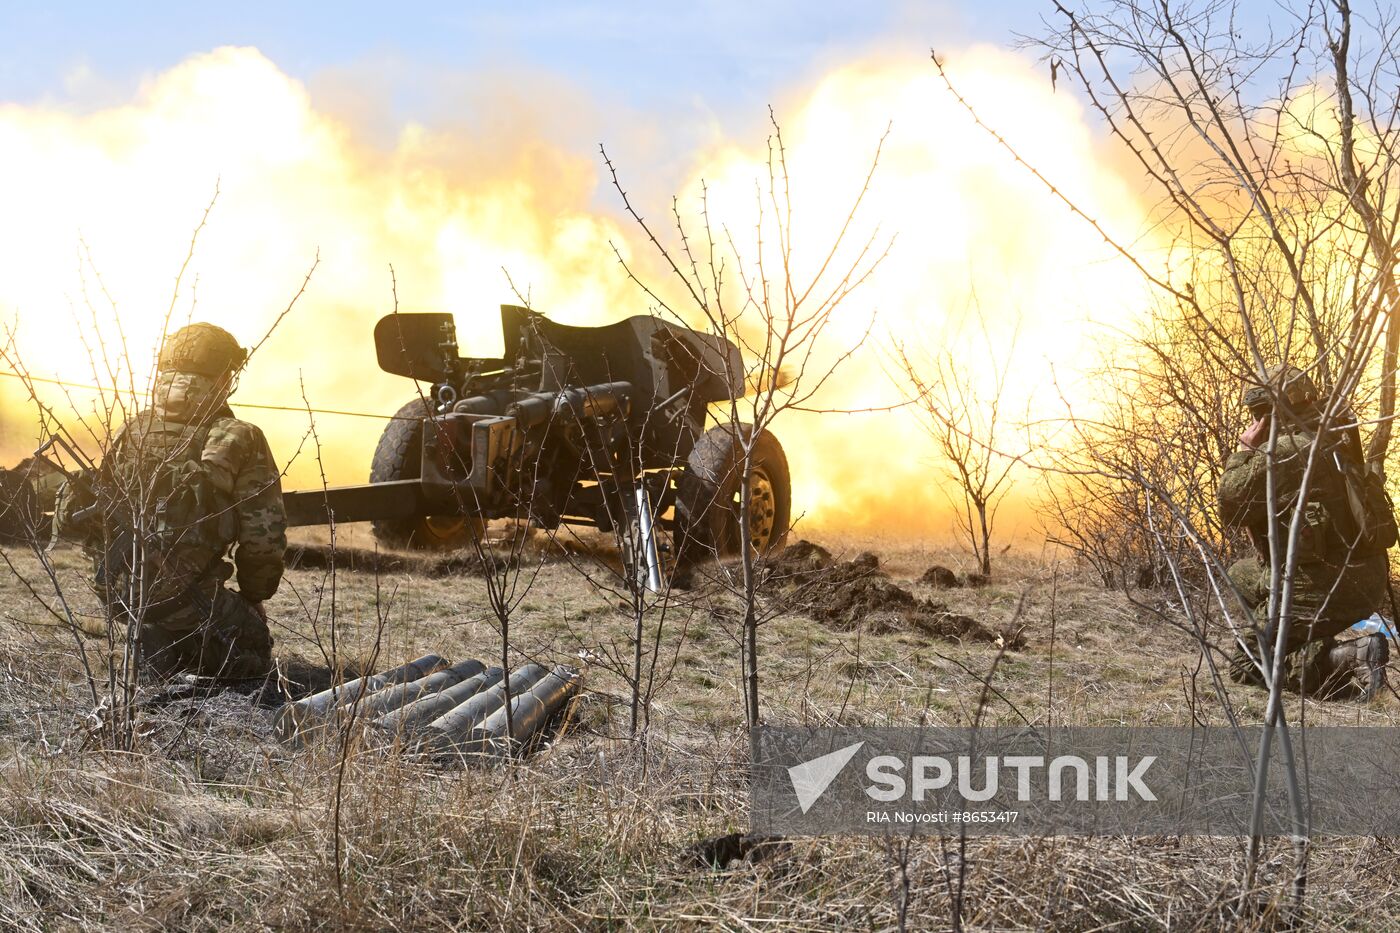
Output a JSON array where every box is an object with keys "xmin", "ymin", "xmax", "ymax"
[
  {"xmin": 157, "ymin": 323, "xmax": 247, "ymax": 378},
  {"xmin": 1242, "ymin": 363, "xmax": 1319, "ymax": 416}
]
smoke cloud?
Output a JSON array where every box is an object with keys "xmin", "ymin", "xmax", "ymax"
[{"xmin": 0, "ymin": 45, "xmax": 1151, "ymax": 537}]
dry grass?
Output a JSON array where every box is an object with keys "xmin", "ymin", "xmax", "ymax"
[{"xmin": 2, "ymin": 529, "xmax": 1399, "ymax": 931}]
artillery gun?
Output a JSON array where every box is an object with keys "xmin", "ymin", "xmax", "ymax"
[{"xmin": 284, "ymin": 306, "xmax": 792, "ymax": 578}]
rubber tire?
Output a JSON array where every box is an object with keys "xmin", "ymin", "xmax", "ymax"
[
  {"xmin": 369, "ymin": 397, "xmax": 481, "ymax": 551},
  {"xmin": 676, "ymin": 424, "xmax": 791, "ymax": 560}
]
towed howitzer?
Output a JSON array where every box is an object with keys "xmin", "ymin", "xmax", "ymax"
[{"xmin": 282, "ymin": 306, "xmax": 795, "ymax": 582}]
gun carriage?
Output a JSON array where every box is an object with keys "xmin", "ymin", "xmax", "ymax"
[{"xmin": 283, "ymin": 306, "xmax": 792, "ymax": 577}]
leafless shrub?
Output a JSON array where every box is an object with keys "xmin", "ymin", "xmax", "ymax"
[
  {"xmin": 604, "ymin": 110, "xmax": 892, "ymax": 733},
  {"xmin": 933, "ymin": 0, "xmax": 1400, "ymax": 910},
  {"xmin": 892, "ymin": 311, "xmax": 1025, "ymax": 577}
]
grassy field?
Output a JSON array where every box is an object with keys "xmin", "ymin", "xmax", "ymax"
[{"xmin": 2, "ymin": 527, "xmax": 1399, "ymax": 931}]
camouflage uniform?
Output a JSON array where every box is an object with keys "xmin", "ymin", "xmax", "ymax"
[
  {"xmin": 0, "ymin": 458, "xmax": 62, "ymax": 543},
  {"xmin": 88, "ymin": 326, "xmax": 285, "ymax": 680},
  {"xmin": 1218, "ymin": 371, "xmax": 1388, "ymax": 695}
]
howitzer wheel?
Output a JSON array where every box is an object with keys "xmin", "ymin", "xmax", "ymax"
[
  {"xmin": 369, "ymin": 397, "xmax": 484, "ymax": 551},
  {"xmin": 676, "ymin": 424, "xmax": 791, "ymax": 561}
]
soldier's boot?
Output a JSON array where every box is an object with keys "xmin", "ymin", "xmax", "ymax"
[
  {"xmin": 223, "ymin": 642, "xmax": 273, "ymax": 680},
  {"xmin": 196, "ymin": 624, "xmax": 272, "ymax": 681},
  {"xmin": 160, "ymin": 586, "xmax": 269, "ymax": 682},
  {"xmin": 1322, "ymin": 634, "xmax": 1390, "ymax": 701},
  {"xmin": 198, "ymin": 591, "xmax": 273, "ymax": 682}
]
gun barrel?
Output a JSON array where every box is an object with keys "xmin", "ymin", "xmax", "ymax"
[{"xmin": 508, "ymin": 382, "xmax": 632, "ymax": 429}]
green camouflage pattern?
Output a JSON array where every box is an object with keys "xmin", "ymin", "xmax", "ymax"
[
  {"xmin": 202, "ymin": 412, "xmax": 287, "ymax": 601},
  {"xmin": 94, "ymin": 369, "xmax": 284, "ymax": 678},
  {"xmin": 1218, "ymin": 424, "xmax": 1388, "ymax": 693},
  {"xmin": 1224, "ymin": 552, "xmax": 1386, "ymax": 692},
  {"xmin": 137, "ymin": 585, "xmax": 273, "ymax": 680},
  {"xmin": 131, "ymin": 370, "xmax": 288, "ymax": 602},
  {"xmin": 1219, "ymin": 427, "xmax": 1371, "ymax": 561}
]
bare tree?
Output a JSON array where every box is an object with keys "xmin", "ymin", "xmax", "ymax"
[
  {"xmin": 603, "ymin": 110, "xmax": 892, "ymax": 732},
  {"xmin": 541, "ymin": 407, "xmax": 703, "ymax": 736},
  {"xmin": 894, "ymin": 314, "xmax": 1023, "ymax": 576},
  {"xmin": 933, "ymin": 0, "xmax": 1400, "ymax": 912},
  {"xmin": 1038, "ymin": 303, "xmax": 1244, "ymax": 588},
  {"xmin": 539, "ymin": 337, "xmax": 709, "ymax": 737}
]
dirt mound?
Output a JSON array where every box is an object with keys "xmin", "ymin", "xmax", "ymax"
[
  {"xmin": 284, "ymin": 543, "xmax": 490, "ymax": 577},
  {"xmin": 767, "ymin": 542, "xmax": 1020, "ymax": 646},
  {"xmin": 919, "ymin": 565, "xmax": 992, "ymax": 589},
  {"xmin": 770, "ymin": 539, "xmax": 833, "ymax": 572},
  {"xmin": 920, "ymin": 565, "xmax": 961, "ymax": 588},
  {"xmin": 806, "ymin": 554, "xmax": 917, "ymax": 624}
]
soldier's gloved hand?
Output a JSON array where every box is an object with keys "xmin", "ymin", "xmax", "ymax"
[{"xmin": 1239, "ymin": 415, "xmax": 1270, "ymax": 451}]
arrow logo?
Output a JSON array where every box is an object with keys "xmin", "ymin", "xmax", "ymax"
[{"xmin": 787, "ymin": 741, "xmax": 865, "ymax": 813}]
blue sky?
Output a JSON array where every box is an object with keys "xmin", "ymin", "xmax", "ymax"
[
  {"xmin": 0, "ymin": 1, "xmax": 1054, "ymax": 117},
  {"xmin": 0, "ymin": 0, "xmax": 1315, "ymax": 168},
  {"xmin": 0, "ymin": 0, "xmax": 1308, "ymax": 240}
]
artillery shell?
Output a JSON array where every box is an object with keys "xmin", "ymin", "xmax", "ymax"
[
  {"xmin": 373, "ymin": 665, "xmax": 505, "ymax": 737},
  {"xmin": 421, "ymin": 663, "xmax": 548, "ymax": 755},
  {"xmin": 470, "ymin": 665, "xmax": 580, "ymax": 754},
  {"xmin": 349, "ymin": 658, "xmax": 486, "ymax": 720},
  {"xmin": 276, "ymin": 653, "xmax": 444, "ymax": 741}
]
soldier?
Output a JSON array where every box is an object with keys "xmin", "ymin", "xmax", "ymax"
[
  {"xmin": 0, "ymin": 457, "xmax": 63, "ymax": 543},
  {"xmin": 56, "ymin": 323, "xmax": 286, "ymax": 681},
  {"xmin": 1219, "ymin": 363, "xmax": 1394, "ymax": 699}
]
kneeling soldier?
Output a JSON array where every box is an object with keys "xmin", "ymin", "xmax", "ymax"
[
  {"xmin": 1218, "ymin": 364, "xmax": 1394, "ymax": 699},
  {"xmin": 56, "ymin": 323, "xmax": 285, "ymax": 680}
]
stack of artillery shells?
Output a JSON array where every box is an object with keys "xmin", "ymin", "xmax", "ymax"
[
  {"xmin": 374, "ymin": 665, "xmax": 506, "ymax": 736},
  {"xmin": 276, "ymin": 653, "xmax": 582, "ymax": 760},
  {"xmin": 458, "ymin": 665, "xmax": 580, "ymax": 757},
  {"xmin": 275, "ymin": 653, "xmax": 444, "ymax": 742}
]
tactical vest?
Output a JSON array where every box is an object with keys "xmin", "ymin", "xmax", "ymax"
[{"xmin": 88, "ymin": 413, "xmax": 239, "ymax": 604}]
